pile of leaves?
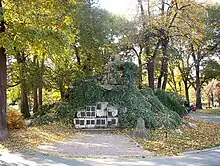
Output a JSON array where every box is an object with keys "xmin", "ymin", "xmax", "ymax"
[
  {"xmin": 137, "ymin": 117, "xmax": 220, "ymax": 155},
  {"xmin": 0, "ymin": 124, "xmax": 75, "ymax": 152}
]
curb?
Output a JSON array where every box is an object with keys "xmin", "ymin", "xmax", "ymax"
[{"xmin": 183, "ymin": 146, "xmax": 220, "ymax": 154}]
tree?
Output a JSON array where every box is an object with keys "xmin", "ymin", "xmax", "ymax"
[
  {"xmin": 215, "ymin": 82, "xmax": 220, "ymax": 107},
  {"xmin": 2, "ymin": 0, "xmax": 76, "ymax": 116},
  {"xmin": 0, "ymin": 0, "xmax": 8, "ymax": 140}
]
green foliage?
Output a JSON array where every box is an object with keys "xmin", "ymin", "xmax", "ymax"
[
  {"xmin": 33, "ymin": 102, "xmax": 75, "ymax": 125},
  {"xmin": 113, "ymin": 62, "xmax": 138, "ymax": 87},
  {"xmin": 202, "ymin": 60, "xmax": 220, "ymax": 82},
  {"xmin": 66, "ymin": 76, "xmax": 181, "ymax": 129},
  {"xmin": 33, "ymin": 62, "xmax": 182, "ymax": 129},
  {"xmin": 155, "ymin": 89, "xmax": 185, "ymax": 117}
]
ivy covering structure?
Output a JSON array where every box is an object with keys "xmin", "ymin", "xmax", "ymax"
[
  {"xmin": 34, "ymin": 60, "xmax": 182, "ymax": 129},
  {"xmin": 66, "ymin": 61, "xmax": 181, "ymax": 129}
]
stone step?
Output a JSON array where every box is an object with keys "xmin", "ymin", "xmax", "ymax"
[{"xmin": 77, "ymin": 128, "xmax": 120, "ymax": 133}]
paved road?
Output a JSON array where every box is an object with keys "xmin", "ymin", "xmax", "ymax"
[
  {"xmin": 190, "ymin": 112, "xmax": 220, "ymax": 122},
  {"xmin": 0, "ymin": 147, "xmax": 220, "ymax": 166}
]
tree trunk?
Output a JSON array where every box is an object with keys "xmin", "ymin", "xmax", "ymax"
[
  {"xmin": 195, "ymin": 63, "xmax": 202, "ymax": 109},
  {"xmin": 0, "ymin": 0, "xmax": 8, "ymax": 140},
  {"xmin": 211, "ymin": 92, "xmax": 214, "ymax": 107},
  {"xmin": 17, "ymin": 53, "xmax": 30, "ymax": 119},
  {"xmin": 158, "ymin": 39, "xmax": 168, "ymax": 90},
  {"xmin": 33, "ymin": 56, "xmax": 38, "ymax": 113},
  {"xmin": 147, "ymin": 41, "xmax": 160, "ymax": 89},
  {"xmin": 137, "ymin": 55, "xmax": 143, "ymax": 88},
  {"xmin": 162, "ymin": 70, "xmax": 168, "ymax": 90},
  {"xmin": 38, "ymin": 58, "xmax": 44, "ymax": 106},
  {"xmin": 184, "ymin": 80, "xmax": 190, "ymax": 104},
  {"xmin": 191, "ymin": 45, "xmax": 202, "ymax": 109},
  {"xmin": 147, "ymin": 59, "xmax": 155, "ymax": 89},
  {"xmin": 33, "ymin": 87, "xmax": 38, "ymax": 112}
]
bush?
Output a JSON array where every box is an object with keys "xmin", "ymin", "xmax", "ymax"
[
  {"xmin": 155, "ymin": 89, "xmax": 185, "ymax": 117},
  {"xmin": 7, "ymin": 108, "xmax": 26, "ymax": 130},
  {"xmin": 33, "ymin": 102, "xmax": 76, "ymax": 125}
]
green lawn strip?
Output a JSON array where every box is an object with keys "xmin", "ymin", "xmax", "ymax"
[
  {"xmin": 136, "ymin": 117, "xmax": 220, "ymax": 155},
  {"xmin": 197, "ymin": 108, "xmax": 220, "ymax": 115}
]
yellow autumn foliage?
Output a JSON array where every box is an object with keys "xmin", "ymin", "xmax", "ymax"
[{"xmin": 6, "ymin": 108, "xmax": 26, "ymax": 130}]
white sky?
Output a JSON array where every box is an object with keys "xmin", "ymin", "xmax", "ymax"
[
  {"xmin": 99, "ymin": 0, "xmax": 220, "ymax": 16},
  {"xmin": 99, "ymin": 0, "xmax": 137, "ymax": 17}
]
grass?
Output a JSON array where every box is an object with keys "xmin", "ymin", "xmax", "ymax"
[
  {"xmin": 197, "ymin": 108, "xmax": 220, "ymax": 115},
  {"xmin": 136, "ymin": 116, "xmax": 220, "ymax": 155},
  {"xmin": 0, "ymin": 123, "xmax": 75, "ymax": 152}
]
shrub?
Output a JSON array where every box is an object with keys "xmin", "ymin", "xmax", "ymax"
[
  {"xmin": 55, "ymin": 101, "xmax": 76, "ymax": 124},
  {"xmin": 33, "ymin": 102, "xmax": 76, "ymax": 125},
  {"xmin": 155, "ymin": 89, "xmax": 185, "ymax": 117},
  {"xmin": 7, "ymin": 108, "xmax": 26, "ymax": 130}
]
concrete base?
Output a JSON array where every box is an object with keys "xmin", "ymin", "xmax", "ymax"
[{"xmin": 0, "ymin": 130, "xmax": 8, "ymax": 141}]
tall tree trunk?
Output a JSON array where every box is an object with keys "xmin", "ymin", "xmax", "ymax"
[
  {"xmin": 195, "ymin": 63, "xmax": 202, "ymax": 109},
  {"xmin": 179, "ymin": 81, "xmax": 182, "ymax": 94},
  {"xmin": 137, "ymin": 55, "xmax": 143, "ymax": 88},
  {"xmin": 191, "ymin": 45, "xmax": 202, "ymax": 109},
  {"xmin": 184, "ymin": 80, "xmax": 190, "ymax": 104},
  {"xmin": 147, "ymin": 41, "xmax": 160, "ymax": 89},
  {"xmin": 17, "ymin": 53, "xmax": 30, "ymax": 119},
  {"xmin": 0, "ymin": 16, "xmax": 7, "ymax": 140},
  {"xmin": 33, "ymin": 86, "xmax": 38, "ymax": 112},
  {"xmin": 138, "ymin": 0, "xmax": 153, "ymax": 89},
  {"xmin": 33, "ymin": 56, "xmax": 38, "ymax": 113},
  {"xmin": 38, "ymin": 58, "xmax": 44, "ymax": 106},
  {"xmin": 158, "ymin": 39, "xmax": 168, "ymax": 90},
  {"xmin": 147, "ymin": 59, "xmax": 155, "ymax": 89},
  {"xmin": 0, "ymin": 0, "xmax": 8, "ymax": 140},
  {"xmin": 211, "ymin": 92, "xmax": 214, "ymax": 107}
]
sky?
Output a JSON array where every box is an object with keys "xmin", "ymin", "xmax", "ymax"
[
  {"xmin": 99, "ymin": 0, "xmax": 137, "ymax": 17},
  {"xmin": 99, "ymin": 0, "xmax": 220, "ymax": 17}
]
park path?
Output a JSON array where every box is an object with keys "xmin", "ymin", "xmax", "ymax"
[
  {"xmin": 0, "ymin": 112, "xmax": 220, "ymax": 166},
  {"xmin": 0, "ymin": 146, "xmax": 220, "ymax": 166},
  {"xmin": 189, "ymin": 112, "xmax": 220, "ymax": 122},
  {"xmin": 36, "ymin": 132, "xmax": 153, "ymax": 157}
]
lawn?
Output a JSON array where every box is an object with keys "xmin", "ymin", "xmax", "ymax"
[
  {"xmin": 136, "ymin": 116, "xmax": 220, "ymax": 155},
  {"xmin": 0, "ymin": 124, "xmax": 75, "ymax": 152},
  {"xmin": 197, "ymin": 108, "xmax": 220, "ymax": 115}
]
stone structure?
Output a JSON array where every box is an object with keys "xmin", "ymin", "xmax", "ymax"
[
  {"xmin": 74, "ymin": 102, "xmax": 119, "ymax": 129},
  {"xmin": 74, "ymin": 54, "xmax": 134, "ymax": 129},
  {"xmin": 133, "ymin": 118, "xmax": 148, "ymax": 139}
]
